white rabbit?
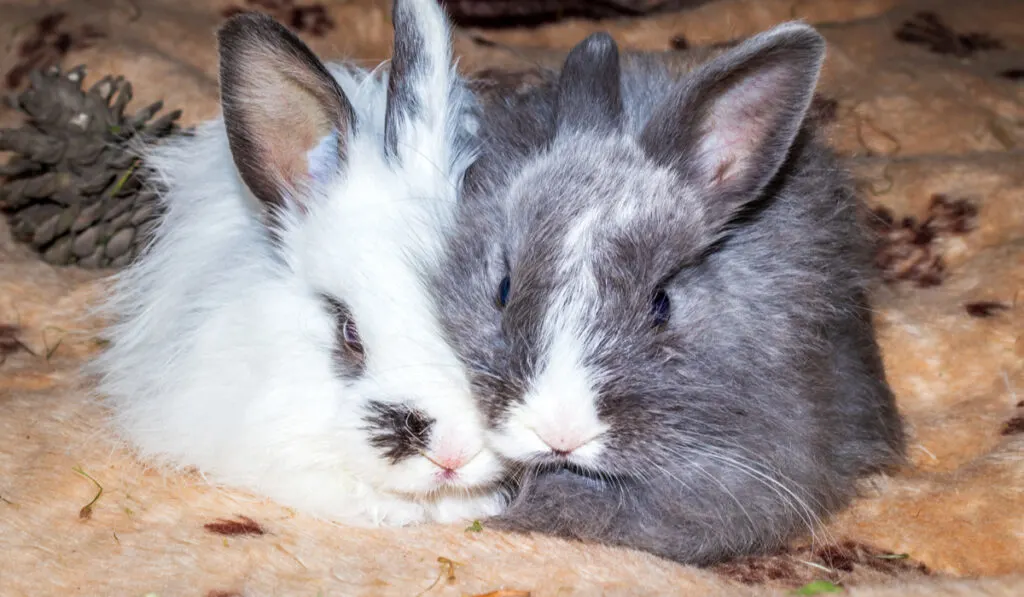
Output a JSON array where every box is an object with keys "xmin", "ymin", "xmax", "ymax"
[{"xmin": 89, "ymin": 1, "xmax": 506, "ymax": 526}]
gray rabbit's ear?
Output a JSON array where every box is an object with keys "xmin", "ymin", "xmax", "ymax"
[
  {"xmin": 217, "ymin": 12, "xmax": 354, "ymax": 214},
  {"xmin": 556, "ymin": 32, "xmax": 624, "ymax": 135},
  {"xmin": 639, "ymin": 22, "xmax": 825, "ymax": 225}
]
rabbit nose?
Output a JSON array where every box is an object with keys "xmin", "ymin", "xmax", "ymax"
[
  {"xmin": 535, "ymin": 431, "xmax": 593, "ymax": 457},
  {"xmin": 440, "ymin": 457, "xmax": 465, "ymax": 471},
  {"xmin": 426, "ymin": 449, "xmax": 478, "ymax": 473}
]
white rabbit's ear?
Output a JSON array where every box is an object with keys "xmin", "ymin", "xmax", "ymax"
[
  {"xmin": 383, "ymin": 0, "xmax": 457, "ymax": 168},
  {"xmin": 639, "ymin": 22, "xmax": 825, "ymax": 228},
  {"xmin": 217, "ymin": 12, "xmax": 354, "ymax": 213}
]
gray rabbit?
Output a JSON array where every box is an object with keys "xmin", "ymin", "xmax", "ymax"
[{"xmin": 435, "ymin": 22, "xmax": 905, "ymax": 564}]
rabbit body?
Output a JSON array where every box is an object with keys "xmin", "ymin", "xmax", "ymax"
[
  {"xmin": 91, "ymin": 4, "xmax": 506, "ymax": 527},
  {"xmin": 436, "ymin": 24, "xmax": 905, "ymax": 563}
]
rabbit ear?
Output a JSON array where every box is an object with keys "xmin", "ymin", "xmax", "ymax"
[
  {"xmin": 639, "ymin": 22, "xmax": 825, "ymax": 226},
  {"xmin": 383, "ymin": 0, "xmax": 458, "ymax": 166},
  {"xmin": 217, "ymin": 12, "xmax": 354, "ymax": 213},
  {"xmin": 556, "ymin": 32, "xmax": 623, "ymax": 135}
]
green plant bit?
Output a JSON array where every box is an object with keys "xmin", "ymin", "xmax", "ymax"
[
  {"xmin": 42, "ymin": 326, "xmax": 68, "ymax": 361},
  {"xmin": 72, "ymin": 465, "xmax": 104, "ymax": 519},
  {"xmin": 465, "ymin": 520, "xmax": 484, "ymax": 533},
  {"xmin": 45, "ymin": 338, "xmax": 63, "ymax": 360},
  {"xmin": 416, "ymin": 556, "xmax": 460, "ymax": 596},
  {"xmin": 109, "ymin": 159, "xmax": 140, "ymax": 197},
  {"xmin": 793, "ymin": 580, "xmax": 843, "ymax": 595},
  {"xmin": 875, "ymin": 552, "xmax": 910, "ymax": 560}
]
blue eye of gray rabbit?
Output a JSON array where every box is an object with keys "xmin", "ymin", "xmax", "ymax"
[
  {"xmin": 496, "ymin": 275, "xmax": 511, "ymax": 309},
  {"xmin": 651, "ymin": 288, "xmax": 671, "ymax": 327}
]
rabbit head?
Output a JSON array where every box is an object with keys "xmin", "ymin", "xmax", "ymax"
[{"xmin": 440, "ymin": 23, "xmax": 872, "ymax": 477}]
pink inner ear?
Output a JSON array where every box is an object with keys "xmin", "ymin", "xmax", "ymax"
[
  {"xmin": 697, "ymin": 66, "xmax": 787, "ymax": 188},
  {"xmin": 244, "ymin": 64, "xmax": 335, "ymax": 190},
  {"xmin": 226, "ymin": 39, "xmax": 347, "ymax": 211}
]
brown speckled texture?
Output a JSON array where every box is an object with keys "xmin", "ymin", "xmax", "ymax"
[{"xmin": 1, "ymin": 0, "xmax": 1023, "ymax": 595}]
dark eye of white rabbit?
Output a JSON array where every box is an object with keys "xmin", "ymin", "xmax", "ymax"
[
  {"xmin": 496, "ymin": 275, "xmax": 511, "ymax": 309},
  {"xmin": 651, "ymin": 288, "xmax": 671, "ymax": 328},
  {"xmin": 342, "ymin": 320, "xmax": 363, "ymax": 355},
  {"xmin": 321, "ymin": 295, "xmax": 365, "ymax": 365}
]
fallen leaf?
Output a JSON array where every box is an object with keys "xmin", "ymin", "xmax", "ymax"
[{"xmin": 204, "ymin": 515, "xmax": 265, "ymax": 536}]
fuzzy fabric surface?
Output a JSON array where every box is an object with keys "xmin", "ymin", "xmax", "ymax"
[{"xmin": 1, "ymin": 0, "xmax": 1023, "ymax": 595}]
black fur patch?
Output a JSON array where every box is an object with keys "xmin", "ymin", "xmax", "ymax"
[{"xmin": 362, "ymin": 401, "xmax": 434, "ymax": 463}]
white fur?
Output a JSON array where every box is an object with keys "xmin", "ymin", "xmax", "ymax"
[
  {"xmin": 89, "ymin": 2, "xmax": 506, "ymax": 527},
  {"xmin": 490, "ymin": 203, "xmax": 609, "ymax": 467},
  {"xmin": 389, "ymin": 0, "xmax": 459, "ymax": 184}
]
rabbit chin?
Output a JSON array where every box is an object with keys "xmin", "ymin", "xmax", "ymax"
[
  {"xmin": 485, "ymin": 327, "xmax": 611, "ymax": 471},
  {"xmin": 487, "ymin": 414, "xmax": 607, "ymax": 473},
  {"xmin": 363, "ymin": 451, "xmax": 508, "ymax": 524},
  {"xmin": 375, "ymin": 446, "xmax": 506, "ymax": 497}
]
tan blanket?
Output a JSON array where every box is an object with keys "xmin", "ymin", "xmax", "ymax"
[{"xmin": 1, "ymin": 0, "xmax": 1022, "ymax": 595}]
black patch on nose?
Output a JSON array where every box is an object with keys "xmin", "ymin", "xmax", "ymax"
[{"xmin": 362, "ymin": 401, "xmax": 435, "ymax": 464}]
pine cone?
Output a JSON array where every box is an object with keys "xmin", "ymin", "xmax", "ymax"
[{"xmin": 0, "ymin": 64, "xmax": 184, "ymax": 268}]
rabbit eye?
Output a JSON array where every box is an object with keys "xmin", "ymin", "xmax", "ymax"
[
  {"xmin": 496, "ymin": 275, "xmax": 511, "ymax": 309},
  {"xmin": 342, "ymin": 319, "xmax": 364, "ymax": 356},
  {"xmin": 651, "ymin": 288, "xmax": 671, "ymax": 328},
  {"xmin": 321, "ymin": 294, "xmax": 365, "ymax": 365}
]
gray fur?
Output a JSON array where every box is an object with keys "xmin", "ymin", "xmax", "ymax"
[
  {"xmin": 435, "ymin": 22, "xmax": 905, "ymax": 565},
  {"xmin": 556, "ymin": 32, "xmax": 623, "ymax": 135}
]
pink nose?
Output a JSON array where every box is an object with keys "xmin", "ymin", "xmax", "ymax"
[
  {"xmin": 537, "ymin": 433, "xmax": 588, "ymax": 456},
  {"xmin": 428, "ymin": 452, "xmax": 468, "ymax": 473}
]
